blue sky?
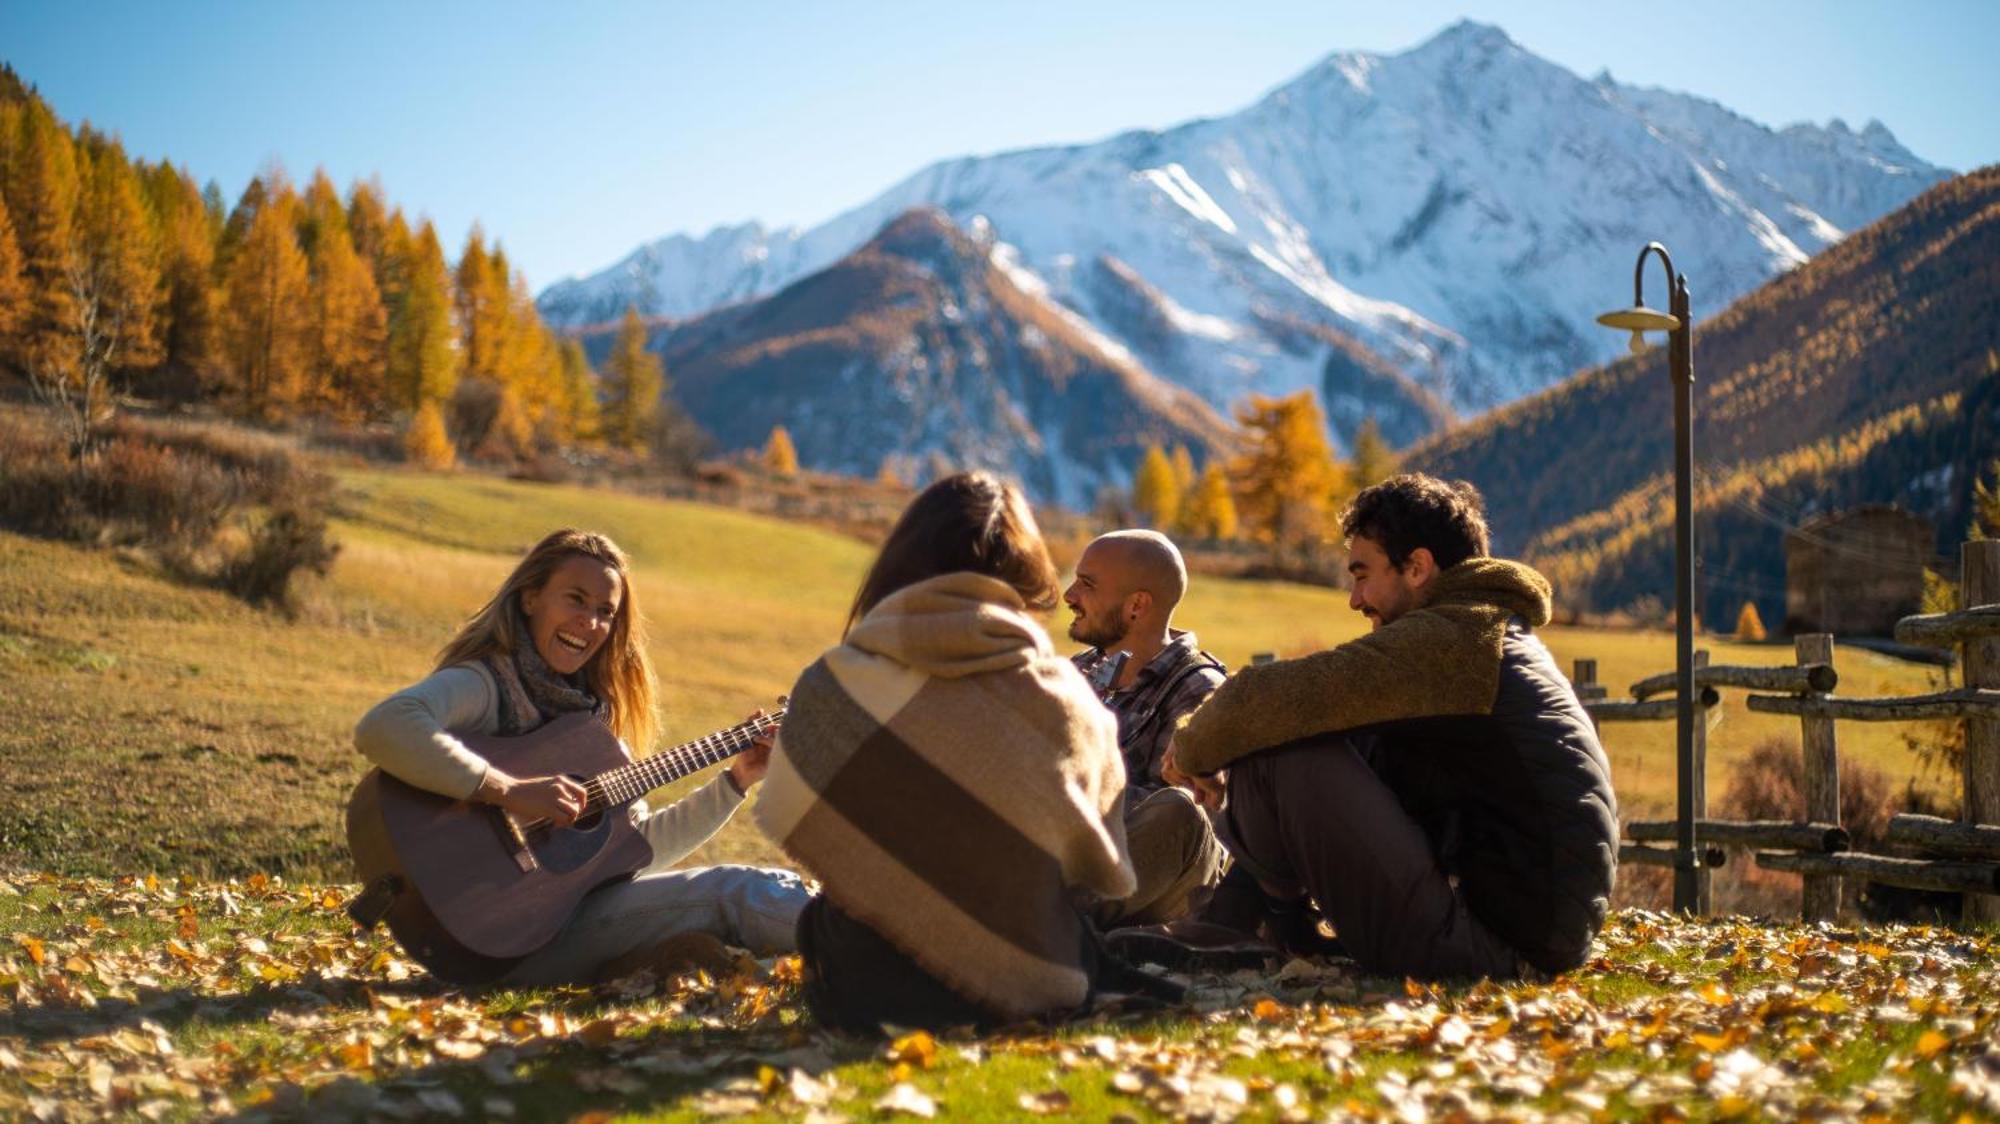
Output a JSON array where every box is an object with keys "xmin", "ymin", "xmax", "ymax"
[{"xmin": 4, "ymin": 0, "xmax": 1995, "ymax": 291}]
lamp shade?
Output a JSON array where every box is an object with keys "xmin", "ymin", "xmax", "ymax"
[{"xmin": 1595, "ymin": 306, "xmax": 1681, "ymax": 332}]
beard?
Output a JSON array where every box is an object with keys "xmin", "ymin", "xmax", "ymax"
[{"xmin": 1068, "ymin": 608, "xmax": 1126, "ymax": 650}]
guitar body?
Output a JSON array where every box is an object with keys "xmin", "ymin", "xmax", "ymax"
[{"xmin": 346, "ymin": 712, "xmax": 654, "ymax": 984}]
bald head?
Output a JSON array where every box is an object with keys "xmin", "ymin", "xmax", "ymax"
[
  {"xmin": 1086, "ymin": 530, "xmax": 1187, "ymax": 611},
  {"xmin": 1064, "ymin": 529, "xmax": 1189, "ymax": 649}
]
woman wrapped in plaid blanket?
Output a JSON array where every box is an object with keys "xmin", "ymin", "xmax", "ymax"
[{"xmin": 755, "ymin": 472, "xmax": 1140, "ymax": 1030}]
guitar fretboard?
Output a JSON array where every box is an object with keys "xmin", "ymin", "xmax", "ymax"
[{"xmin": 582, "ymin": 709, "xmax": 785, "ymax": 810}]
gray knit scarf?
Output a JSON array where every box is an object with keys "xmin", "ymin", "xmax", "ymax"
[{"xmin": 485, "ymin": 606, "xmax": 605, "ymax": 735}]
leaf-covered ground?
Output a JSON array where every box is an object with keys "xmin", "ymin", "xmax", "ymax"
[{"xmin": 4, "ymin": 872, "xmax": 1999, "ymax": 1121}]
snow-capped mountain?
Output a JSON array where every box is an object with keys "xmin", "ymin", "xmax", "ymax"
[
  {"xmin": 578, "ymin": 209, "xmax": 1240, "ymax": 510},
  {"xmin": 540, "ymin": 20, "xmax": 1949, "ymax": 447}
]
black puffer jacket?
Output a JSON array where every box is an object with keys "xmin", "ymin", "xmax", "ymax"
[
  {"xmin": 1364, "ymin": 624, "xmax": 1617, "ymax": 973},
  {"xmin": 1175, "ymin": 558, "xmax": 1618, "ymax": 973}
]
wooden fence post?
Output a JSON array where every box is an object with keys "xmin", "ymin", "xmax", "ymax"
[
  {"xmin": 1572, "ymin": 659, "xmax": 1607, "ymax": 701},
  {"xmin": 1963, "ymin": 541, "xmax": 2000, "ymax": 924},
  {"xmin": 1693, "ymin": 649, "xmax": 1712, "ymax": 915},
  {"xmin": 1797, "ymin": 633, "xmax": 1841, "ymax": 921}
]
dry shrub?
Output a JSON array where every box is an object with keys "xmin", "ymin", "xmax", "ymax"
[
  {"xmin": 1708, "ymin": 736, "xmax": 1900, "ymax": 918},
  {"xmin": 1720, "ymin": 736, "xmax": 1895, "ymax": 846},
  {"xmin": 0, "ymin": 409, "xmax": 339, "ymax": 610}
]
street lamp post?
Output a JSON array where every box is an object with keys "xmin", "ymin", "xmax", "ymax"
[{"xmin": 1597, "ymin": 243, "xmax": 1701, "ymax": 913}]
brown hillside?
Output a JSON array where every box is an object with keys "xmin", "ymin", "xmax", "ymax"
[
  {"xmin": 1411, "ymin": 168, "xmax": 2000, "ymax": 619},
  {"xmin": 587, "ymin": 208, "xmax": 1237, "ymax": 506}
]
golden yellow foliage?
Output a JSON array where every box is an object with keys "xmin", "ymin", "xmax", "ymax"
[
  {"xmin": 403, "ymin": 399, "xmax": 457, "ymax": 470},
  {"xmin": 1181, "ymin": 461, "xmax": 1239, "ymax": 541},
  {"xmin": 1228, "ymin": 391, "xmax": 1346, "ymax": 562},
  {"xmin": 764, "ymin": 425, "xmax": 800, "ymax": 476},
  {"xmin": 1132, "ymin": 443, "xmax": 1180, "ymax": 529},
  {"xmin": 1733, "ymin": 601, "xmax": 1767, "ymax": 642}
]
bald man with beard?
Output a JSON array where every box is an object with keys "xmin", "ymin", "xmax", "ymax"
[{"xmin": 1065, "ymin": 530, "xmax": 1228, "ymax": 926}]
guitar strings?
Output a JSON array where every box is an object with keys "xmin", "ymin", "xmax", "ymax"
[{"xmin": 518, "ymin": 712, "xmax": 785, "ymax": 833}]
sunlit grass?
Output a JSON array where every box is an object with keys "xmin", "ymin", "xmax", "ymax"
[{"xmin": 0, "ymin": 463, "xmax": 1947, "ymax": 883}]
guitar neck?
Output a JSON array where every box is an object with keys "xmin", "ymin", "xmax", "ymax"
[{"xmin": 585, "ymin": 709, "xmax": 784, "ymax": 809}]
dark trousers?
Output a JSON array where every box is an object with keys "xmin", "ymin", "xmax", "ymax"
[
  {"xmin": 1223, "ymin": 735, "xmax": 1522, "ymax": 981},
  {"xmin": 796, "ymin": 896, "xmax": 1184, "ymax": 1035},
  {"xmin": 796, "ymin": 896, "xmax": 1000, "ymax": 1034}
]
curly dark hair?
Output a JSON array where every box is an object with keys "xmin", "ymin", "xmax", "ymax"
[{"xmin": 1340, "ymin": 473, "xmax": 1491, "ymax": 571}]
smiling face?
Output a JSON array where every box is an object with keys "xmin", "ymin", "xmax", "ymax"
[
  {"xmin": 1063, "ymin": 541, "xmax": 1134, "ymax": 648},
  {"xmin": 1346, "ymin": 534, "xmax": 1430, "ymax": 632},
  {"xmin": 519, "ymin": 555, "xmax": 623, "ymax": 676}
]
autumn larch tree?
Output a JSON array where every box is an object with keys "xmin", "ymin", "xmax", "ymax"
[
  {"xmin": 600, "ymin": 306, "xmax": 662, "ymax": 450},
  {"xmin": 1734, "ymin": 601, "xmax": 1768, "ymax": 642},
  {"xmin": 138, "ymin": 162, "xmax": 221, "ymax": 396},
  {"xmin": 299, "ymin": 170, "xmax": 386, "ymax": 419},
  {"xmin": 404, "ymin": 398, "xmax": 457, "ymax": 470},
  {"xmin": 764, "ymin": 425, "xmax": 800, "ymax": 476},
  {"xmin": 221, "ymin": 173, "xmax": 310, "ymax": 417},
  {"xmin": 1131, "ymin": 443, "xmax": 1181, "ymax": 529},
  {"xmin": 1229, "ymin": 391, "xmax": 1348, "ymax": 568},
  {"xmin": 28, "ymin": 129, "xmax": 163, "ymax": 446},
  {"xmin": 387, "ymin": 221, "xmax": 460, "ymax": 411},
  {"xmin": 4, "ymin": 99, "xmax": 83, "ymax": 402},
  {"xmin": 556, "ymin": 338, "xmax": 600, "ymax": 443},
  {"xmin": 1170, "ymin": 444, "xmax": 1197, "ymax": 494},
  {"xmin": 1181, "ymin": 461, "xmax": 1239, "ymax": 542},
  {"xmin": 0, "ymin": 197, "xmax": 25, "ymax": 348}
]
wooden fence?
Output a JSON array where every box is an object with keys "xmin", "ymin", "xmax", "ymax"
[{"xmin": 1587, "ymin": 539, "xmax": 2000, "ymax": 923}]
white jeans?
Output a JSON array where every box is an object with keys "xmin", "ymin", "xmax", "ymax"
[{"xmin": 500, "ymin": 864, "xmax": 811, "ymax": 986}]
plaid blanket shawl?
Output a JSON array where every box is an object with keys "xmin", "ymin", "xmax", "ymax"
[{"xmin": 755, "ymin": 572, "xmax": 1135, "ymax": 1019}]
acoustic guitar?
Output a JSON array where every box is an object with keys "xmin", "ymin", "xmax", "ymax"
[{"xmin": 344, "ymin": 706, "xmax": 783, "ymax": 984}]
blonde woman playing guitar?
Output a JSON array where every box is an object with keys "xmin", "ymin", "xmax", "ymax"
[{"xmin": 348, "ymin": 529, "xmax": 808, "ymax": 985}]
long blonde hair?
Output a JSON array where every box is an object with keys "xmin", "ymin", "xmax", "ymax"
[{"xmin": 435, "ymin": 529, "xmax": 659, "ymax": 751}]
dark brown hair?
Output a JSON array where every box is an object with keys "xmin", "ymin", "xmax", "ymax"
[
  {"xmin": 846, "ymin": 471, "xmax": 1060, "ymax": 632},
  {"xmin": 1340, "ymin": 473, "xmax": 1491, "ymax": 571}
]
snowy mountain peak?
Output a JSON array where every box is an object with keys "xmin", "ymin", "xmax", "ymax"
[{"xmin": 540, "ymin": 21, "xmax": 1951, "ymax": 455}]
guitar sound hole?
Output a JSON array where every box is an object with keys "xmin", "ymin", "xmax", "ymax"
[{"xmin": 528, "ymin": 799, "xmax": 611, "ymax": 874}]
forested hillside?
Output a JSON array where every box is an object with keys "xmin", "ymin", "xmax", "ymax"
[
  {"xmin": 0, "ymin": 66, "xmax": 638, "ymax": 463},
  {"xmin": 1412, "ymin": 168, "xmax": 2000, "ymax": 622}
]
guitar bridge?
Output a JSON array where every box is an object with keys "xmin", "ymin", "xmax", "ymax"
[{"xmin": 493, "ymin": 809, "xmax": 541, "ymax": 873}]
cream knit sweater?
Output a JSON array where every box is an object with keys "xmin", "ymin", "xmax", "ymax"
[{"xmin": 354, "ymin": 662, "xmax": 745, "ymax": 874}]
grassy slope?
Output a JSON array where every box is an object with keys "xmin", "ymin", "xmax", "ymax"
[{"xmin": 0, "ymin": 466, "xmax": 1945, "ymax": 884}]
